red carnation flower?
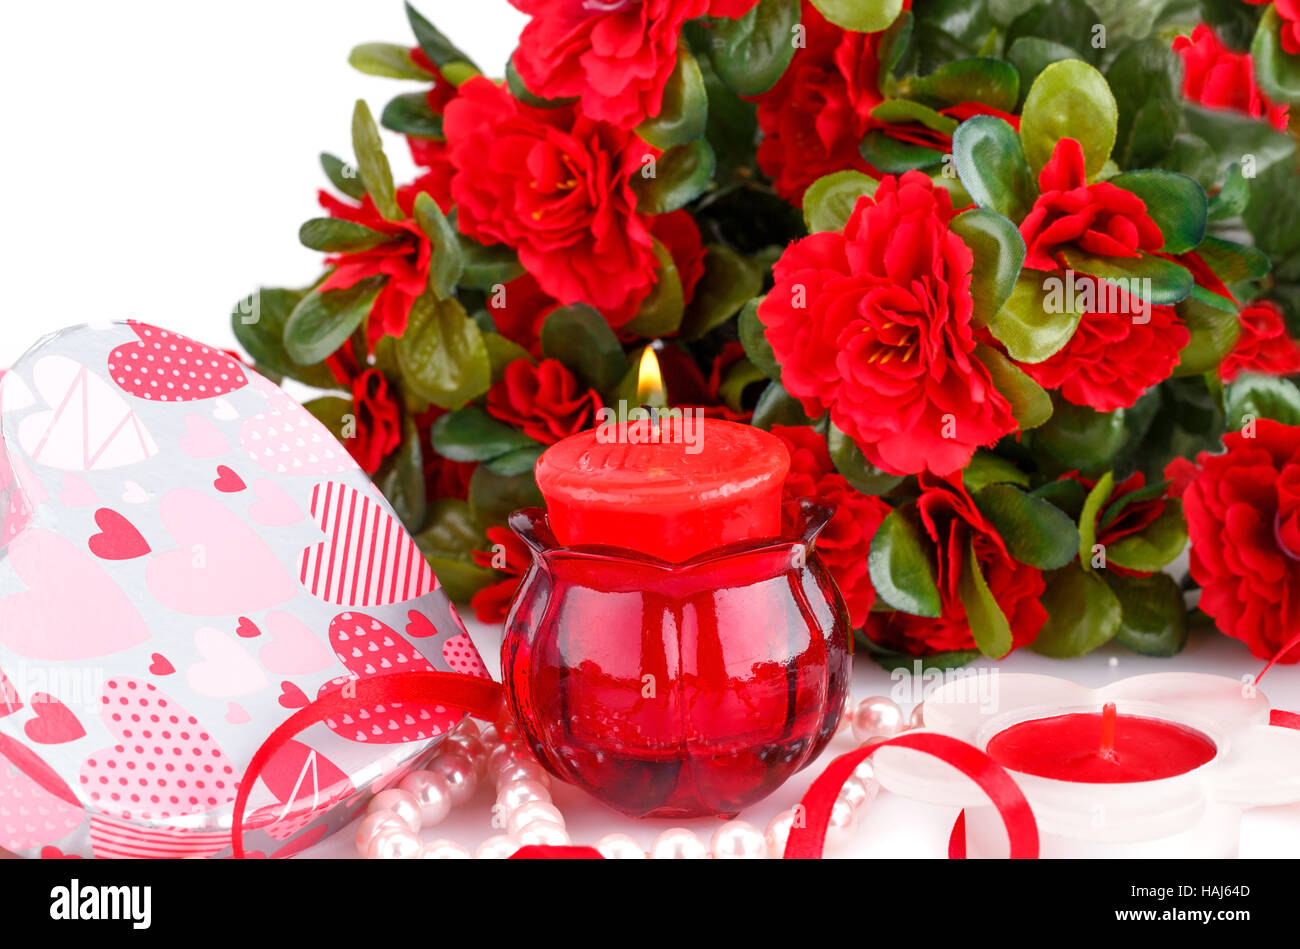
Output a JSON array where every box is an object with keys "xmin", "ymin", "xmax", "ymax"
[
  {"xmin": 1063, "ymin": 470, "xmax": 1171, "ymax": 576},
  {"xmin": 485, "ymin": 357, "xmax": 604, "ymax": 445},
  {"xmin": 404, "ymin": 53, "xmax": 459, "ymax": 209},
  {"xmin": 445, "ymin": 77, "xmax": 659, "ymax": 327},
  {"xmin": 1017, "ymin": 275, "xmax": 1188, "ymax": 411},
  {"xmin": 1179, "ymin": 420, "xmax": 1300, "ymax": 661},
  {"xmin": 509, "ymin": 0, "xmax": 759, "ymax": 128},
  {"xmin": 316, "ymin": 172, "xmax": 448, "ymax": 346},
  {"xmin": 1280, "ymin": 0, "xmax": 1300, "ymax": 55},
  {"xmin": 1173, "ymin": 24, "xmax": 1289, "ymax": 130},
  {"xmin": 1019, "ymin": 138, "xmax": 1165, "ymax": 271},
  {"xmin": 486, "ymin": 272, "xmax": 560, "ymax": 358},
  {"xmin": 758, "ymin": 171, "xmax": 1017, "ymax": 476},
  {"xmin": 769, "ymin": 425, "xmax": 891, "ymax": 628},
  {"xmin": 1221, "ymin": 300, "xmax": 1300, "ymax": 382},
  {"xmin": 649, "ymin": 209, "xmax": 707, "ymax": 305},
  {"xmin": 471, "ymin": 525, "xmax": 533, "ymax": 623},
  {"xmin": 345, "ymin": 369, "xmax": 404, "ymax": 475},
  {"xmin": 863, "ymin": 474, "xmax": 1047, "ymax": 656}
]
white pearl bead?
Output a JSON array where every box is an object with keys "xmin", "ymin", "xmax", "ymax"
[
  {"xmin": 487, "ymin": 740, "xmax": 528, "ymax": 775},
  {"xmin": 710, "ymin": 820, "xmax": 767, "ymax": 859},
  {"xmin": 851, "ymin": 696, "xmax": 905, "ymax": 743},
  {"xmin": 498, "ymin": 778, "xmax": 549, "ymax": 812},
  {"xmin": 444, "ymin": 733, "xmax": 488, "ymax": 776},
  {"xmin": 396, "ymin": 769, "xmax": 453, "ymax": 826},
  {"xmin": 835, "ymin": 698, "xmax": 853, "ymax": 734},
  {"xmin": 595, "ymin": 833, "xmax": 646, "ymax": 859},
  {"xmin": 850, "ymin": 758, "xmax": 881, "ymax": 797},
  {"xmin": 506, "ymin": 801, "xmax": 565, "ymax": 837},
  {"xmin": 909, "ymin": 702, "xmax": 925, "ymax": 729},
  {"xmin": 495, "ymin": 759, "xmax": 552, "ymax": 790},
  {"xmin": 475, "ymin": 835, "xmax": 518, "ymax": 859},
  {"xmin": 764, "ymin": 810, "xmax": 796, "ymax": 857},
  {"xmin": 420, "ymin": 839, "xmax": 472, "ymax": 859},
  {"xmin": 825, "ymin": 799, "xmax": 858, "ymax": 850},
  {"xmin": 650, "ymin": 827, "xmax": 708, "ymax": 859},
  {"xmin": 837, "ymin": 775, "xmax": 873, "ymax": 812},
  {"xmin": 479, "ymin": 724, "xmax": 504, "ymax": 751},
  {"xmin": 365, "ymin": 827, "xmax": 422, "ymax": 859},
  {"xmin": 452, "ymin": 717, "xmax": 481, "ymax": 741},
  {"xmin": 355, "ymin": 810, "xmax": 407, "ymax": 852},
  {"xmin": 366, "ymin": 788, "xmax": 422, "ymax": 832},
  {"xmin": 428, "ymin": 751, "xmax": 479, "ymax": 806},
  {"xmin": 516, "ymin": 820, "xmax": 570, "ymax": 847}
]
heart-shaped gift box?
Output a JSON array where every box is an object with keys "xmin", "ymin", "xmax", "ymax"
[{"xmin": 0, "ymin": 321, "xmax": 488, "ymax": 858}]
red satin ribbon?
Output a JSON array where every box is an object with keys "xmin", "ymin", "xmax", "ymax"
[
  {"xmin": 1255, "ymin": 629, "xmax": 1300, "ymax": 686},
  {"xmin": 783, "ymin": 731, "xmax": 1039, "ymax": 859},
  {"xmin": 231, "ymin": 671, "xmax": 503, "ymax": 859}
]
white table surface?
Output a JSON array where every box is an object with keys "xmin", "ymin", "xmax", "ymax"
[{"xmin": 303, "ymin": 617, "xmax": 1300, "ymax": 858}]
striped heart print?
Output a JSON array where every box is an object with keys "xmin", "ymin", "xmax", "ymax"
[{"xmin": 299, "ymin": 482, "xmax": 436, "ymax": 606}]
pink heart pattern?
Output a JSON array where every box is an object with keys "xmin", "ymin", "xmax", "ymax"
[
  {"xmin": 317, "ymin": 612, "xmax": 461, "ymax": 744},
  {"xmin": 299, "ymin": 481, "xmax": 436, "ymax": 607},
  {"xmin": 24, "ymin": 695, "xmax": 86, "ymax": 745},
  {"xmin": 442, "ymin": 633, "xmax": 490, "ymax": 679},
  {"xmin": 107, "ymin": 322, "xmax": 247, "ymax": 403},
  {"xmin": 240, "ymin": 375, "xmax": 351, "ymax": 476},
  {"xmin": 0, "ymin": 735, "xmax": 84, "ymax": 851}
]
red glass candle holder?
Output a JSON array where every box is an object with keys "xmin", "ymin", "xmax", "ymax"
[{"xmin": 501, "ymin": 499, "xmax": 852, "ymax": 819}]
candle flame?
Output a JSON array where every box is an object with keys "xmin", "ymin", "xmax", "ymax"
[{"xmin": 636, "ymin": 345, "xmax": 667, "ymax": 407}]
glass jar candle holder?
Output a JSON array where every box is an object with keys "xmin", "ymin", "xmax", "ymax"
[{"xmin": 500, "ymin": 498, "xmax": 852, "ymax": 819}]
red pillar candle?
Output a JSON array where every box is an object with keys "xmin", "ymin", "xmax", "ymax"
[
  {"xmin": 986, "ymin": 703, "xmax": 1217, "ymax": 783},
  {"xmin": 535, "ymin": 416, "xmax": 790, "ymax": 563}
]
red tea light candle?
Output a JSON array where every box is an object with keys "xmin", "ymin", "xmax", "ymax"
[
  {"xmin": 534, "ymin": 348, "xmax": 790, "ymax": 562},
  {"xmin": 986, "ymin": 701, "xmax": 1217, "ymax": 783}
]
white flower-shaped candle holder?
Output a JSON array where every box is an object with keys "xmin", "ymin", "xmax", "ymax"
[{"xmin": 872, "ymin": 673, "xmax": 1300, "ymax": 858}]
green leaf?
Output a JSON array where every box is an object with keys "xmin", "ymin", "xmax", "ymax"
[
  {"xmin": 1174, "ymin": 295, "xmax": 1241, "ymax": 376},
  {"xmin": 395, "ymin": 294, "xmax": 491, "ymax": 409},
  {"xmin": 467, "ymin": 464, "xmax": 544, "ymax": 530},
  {"xmin": 810, "ymin": 0, "xmax": 905, "ymax": 33},
  {"xmin": 412, "ymin": 193, "xmax": 463, "ymax": 300},
  {"xmin": 863, "ymin": 644, "xmax": 981, "ymax": 673},
  {"xmin": 299, "ymin": 218, "xmax": 396, "ymax": 253},
  {"xmin": 505, "ymin": 54, "xmax": 576, "ymax": 108},
  {"xmin": 1029, "ymin": 398, "xmax": 1127, "ymax": 471},
  {"xmin": 973, "ymin": 343, "xmax": 1052, "ymax": 429},
  {"xmin": 1209, "ymin": 163, "xmax": 1251, "ymax": 221},
  {"xmin": 858, "ymin": 131, "xmax": 945, "ymax": 173},
  {"xmin": 631, "ymin": 139, "xmax": 716, "ymax": 214},
  {"xmin": 1106, "ymin": 571, "xmax": 1188, "ymax": 657},
  {"xmin": 484, "ymin": 444, "xmax": 545, "ymax": 477},
  {"xmin": 1105, "ymin": 38, "xmax": 1182, "ymax": 170},
  {"xmin": 1006, "ymin": 38, "xmax": 1080, "ymax": 108},
  {"xmin": 1019, "ymin": 59, "xmax": 1118, "ymax": 180},
  {"xmin": 284, "ymin": 275, "xmax": 385, "ymax": 365},
  {"xmin": 975, "ymin": 483, "xmax": 1080, "ymax": 569},
  {"xmin": 458, "ymin": 236, "xmax": 525, "ymax": 290},
  {"xmin": 868, "ymin": 505, "xmax": 942, "ymax": 617},
  {"xmin": 1252, "ymin": 6, "xmax": 1300, "ymax": 104},
  {"xmin": 680, "ymin": 245, "xmax": 764, "ymax": 340},
  {"xmin": 717, "ymin": 358, "xmax": 768, "ymax": 413},
  {"xmin": 381, "ymin": 91, "xmax": 444, "ymax": 138},
  {"xmin": 540, "ymin": 304, "xmax": 628, "ymax": 396},
  {"xmin": 1077, "ymin": 470, "xmax": 1114, "ymax": 568},
  {"xmin": 1031, "ymin": 477, "xmax": 1087, "ymax": 521},
  {"xmin": 1006, "ymin": 0, "xmax": 1104, "ymax": 63},
  {"xmin": 637, "ymin": 45, "xmax": 708, "ymax": 149},
  {"xmin": 431, "ymin": 405, "xmax": 539, "ymax": 463},
  {"xmin": 1108, "ymin": 171, "xmax": 1207, "ymax": 255},
  {"xmin": 378, "ymin": 416, "xmax": 427, "ymax": 533},
  {"xmin": 232, "ymin": 288, "xmax": 337, "ymax": 388},
  {"xmin": 987, "ymin": 273, "xmax": 1081, "ymax": 363},
  {"xmin": 963, "ymin": 450, "xmax": 1030, "ymax": 492},
  {"xmin": 708, "ymin": 0, "xmax": 800, "ymax": 95},
  {"xmin": 405, "ymin": 2, "xmax": 479, "ymax": 77},
  {"xmin": 738, "ymin": 297, "xmax": 782, "ymax": 382},
  {"xmin": 348, "ymin": 43, "xmax": 435, "ymax": 81},
  {"xmin": 751, "ymin": 381, "xmax": 814, "ymax": 429},
  {"xmin": 803, "ymin": 170, "xmax": 878, "ymax": 233},
  {"xmin": 414, "ymin": 499, "xmax": 495, "ymax": 603},
  {"xmin": 876, "ymin": 9, "xmax": 914, "ymax": 94},
  {"xmin": 870, "ymin": 99, "xmax": 959, "ymax": 133},
  {"xmin": 1106, "ymin": 499, "xmax": 1187, "ymax": 572},
  {"xmin": 951, "ymin": 209, "xmax": 1026, "ymax": 323},
  {"xmin": 1032, "ymin": 565, "xmax": 1123, "ymax": 658},
  {"xmin": 1060, "ymin": 249, "xmax": 1194, "ymax": 305},
  {"xmin": 1195, "ymin": 236, "xmax": 1271, "ymax": 284},
  {"xmin": 623, "ymin": 239, "xmax": 685, "ymax": 337},
  {"xmin": 302, "ymin": 396, "xmax": 352, "ymax": 443},
  {"xmin": 351, "ymin": 100, "xmax": 401, "ymax": 222},
  {"xmin": 1098, "ymin": 479, "xmax": 1168, "ymax": 532},
  {"xmin": 321, "ymin": 153, "xmax": 365, "ymax": 201},
  {"xmin": 898, "ymin": 57, "xmax": 1020, "ymax": 112},
  {"xmin": 828, "ymin": 424, "xmax": 904, "ymax": 495},
  {"xmin": 483, "ymin": 332, "xmax": 533, "ymax": 384},
  {"xmin": 957, "ymin": 539, "xmax": 1013, "ymax": 658},
  {"xmin": 1225, "ymin": 373, "xmax": 1300, "ymax": 428},
  {"xmin": 952, "ymin": 115, "xmax": 1036, "ymax": 221}
]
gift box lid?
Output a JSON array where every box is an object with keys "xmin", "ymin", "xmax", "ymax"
[{"xmin": 0, "ymin": 321, "xmax": 489, "ymax": 858}]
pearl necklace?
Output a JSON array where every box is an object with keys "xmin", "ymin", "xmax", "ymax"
[{"xmin": 355, "ymin": 694, "xmax": 921, "ymax": 859}]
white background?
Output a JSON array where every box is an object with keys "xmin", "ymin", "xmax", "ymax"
[{"xmin": 4, "ymin": 1, "xmax": 1299, "ymax": 859}]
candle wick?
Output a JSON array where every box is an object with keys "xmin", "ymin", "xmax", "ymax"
[{"xmin": 1099, "ymin": 701, "xmax": 1118, "ymax": 761}]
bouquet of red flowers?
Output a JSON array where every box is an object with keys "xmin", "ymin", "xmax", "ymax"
[{"xmin": 233, "ymin": 0, "xmax": 1300, "ymax": 668}]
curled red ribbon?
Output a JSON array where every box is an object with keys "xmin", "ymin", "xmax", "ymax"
[{"xmin": 230, "ymin": 671, "xmax": 503, "ymax": 859}]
